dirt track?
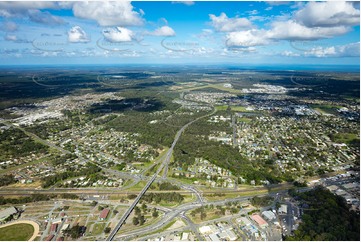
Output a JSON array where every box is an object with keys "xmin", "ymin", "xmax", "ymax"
[{"xmin": 0, "ymin": 220, "xmax": 40, "ymax": 241}]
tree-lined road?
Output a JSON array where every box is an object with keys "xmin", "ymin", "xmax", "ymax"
[{"xmin": 106, "ymin": 110, "xmax": 215, "ymax": 241}]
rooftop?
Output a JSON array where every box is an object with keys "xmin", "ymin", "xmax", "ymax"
[
  {"xmin": 251, "ymin": 214, "xmax": 268, "ymax": 227},
  {"xmin": 100, "ymin": 208, "xmax": 110, "ymax": 219},
  {"xmin": 0, "ymin": 207, "xmax": 17, "ymax": 220}
]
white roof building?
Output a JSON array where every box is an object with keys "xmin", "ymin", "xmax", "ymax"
[
  {"xmin": 181, "ymin": 232, "xmax": 189, "ymax": 241},
  {"xmin": 226, "ymin": 229, "xmax": 237, "ymax": 241},
  {"xmin": 262, "ymin": 210, "xmax": 276, "ymax": 221},
  {"xmin": 237, "ymin": 216, "xmax": 252, "ymax": 226},
  {"xmin": 0, "ymin": 207, "xmax": 18, "ymax": 221},
  {"xmin": 278, "ymin": 204, "xmax": 288, "ymax": 214},
  {"xmin": 199, "ymin": 225, "xmax": 213, "ymax": 234},
  {"xmin": 209, "ymin": 233, "xmax": 219, "ymax": 241}
]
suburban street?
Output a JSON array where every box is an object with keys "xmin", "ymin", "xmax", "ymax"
[{"xmin": 106, "ymin": 110, "xmax": 216, "ymax": 241}]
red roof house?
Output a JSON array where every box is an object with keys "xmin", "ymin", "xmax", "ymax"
[{"xmin": 99, "ymin": 208, "xmax": 110, "ymax": 220}]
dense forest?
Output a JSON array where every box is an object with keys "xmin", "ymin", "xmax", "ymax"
[
  {"xmin": 151, "ymin": 182, "xmax": 180, "ymax": 191},
  {"xmin": 173, "ymin": 115, "xmax": 284, "ymax": 184},
  {"xmin": 0, "ymin": 193, "xmax": 78, "ymax": 205},
  {"xmin": 286, "ymin": 186, "xmax": 359, "ymax": 241},
  {"xmin": 0, "ymin": 174, "xmax": 17, "ymax": 187},
  {"xmin": 140, "ymin": 192, "xmax": 184, "ymax": 204},
  {"xmin": 105, "ymin": 109, "xmax": 209, "ymax": 148},
  {"xmin": 0, "ymin": 128, "xmax": 48, "ymax": 160}
]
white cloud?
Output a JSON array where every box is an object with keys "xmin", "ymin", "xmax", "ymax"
[
  {"xmin": 198, "ymin": 28, "xmax": 213, "ymax": 38},
  {"xmin": 68, "ymin": 26, "xmax": 90, "ymax": 43},
  {"xmin": 337, "ymin": 42, "xmax": 360, "ymax": 57},
  {"xmin": 27, "ymin": 9, "xmax": 65, "ymax": 25},
  {"xmin": 4, "ymin": 34, "xmax": 29, "ymax": 43},
  {"xmin": 0, "ymin": 2, "xmax": 59, "ymax": 10},
  {"xmin": 209, "ymin": 13, "xmax": 252, "ymax": 32},
  {"xmin": 0, "ymin": 2, "xmax": 65, "ymax": 25},
  {"xmin": 265, "ymin": 7, "xmax": 273, "ymax": 11},
  {"xmin": 0, "ymin": 9, "xmax": 14, "ymax": 18},
  {"xmin": 247, "ymin": 10, "xmax": 259, "ymax": 15},
  {"xmin": 249, "ymin": 15, "xmax": 269, "ymax": 22},
  {"xmin": 57, "ymin": 2, "xmax": 74, "ymax": 9},
  {"xmin": 226, "ymin": 30, "xmax": 268, "ymax": 47},
  {"xmin": 102, "ymin": 27, "xmax": 134, "ymax": 42},
  {"xmin": 4, "ymin": 34, "xmax": 17, "ymax": 41},
  {"xmin": 0, "ymin": 21, "xmax": 18, "ymax": 32},
  {"xmin": 267, "ymin": 20, "xmax": 350, "ymax": 40},
  {"xmin": 0, "ymin": 2, "xmax": 66, "ymax": 25},
  {"xmin": 305, "ymin": 46, "xmax": 337, "ymax": 57},
  {"xmin": 158, "ymin": 18, "xmax": 168, "ymax": 26},
  {"xmin": 305, "ymin": 42, "xmax": 360, "ymax": 57},
  {"xmin": 281, "ymin": 50, "xmax": 300, "ymax": 57},
  {"xmin": 172, "ymin": 1, "xmax": 195, "ymax": 6},
  {"xmin": 230, "ymin": 46, "xmax": 257, "ymax": 53},
  {"xmin": 266, "ymin": 1, "xmax": 291, "ymax": 6},
  {"xmin": 149, "ymin": 26, "xmax": 176, "ymax": 37},
  {"xmin": 195, "ymin": 29, "xmax": 216, "ymax": 43},
  {"xmin": 218, "ymin": 0, "xmax": 359, "ymax": 50},
  {"xmin": 72, "ymin": 1, "xmax": 144, "ymax": 27},
  {"xmin": 295, "ymin": 1, "xmax": 360, "ymax": 28}
]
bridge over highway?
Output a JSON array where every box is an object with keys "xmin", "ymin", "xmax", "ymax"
[{"xmin": 106, "ymin": 110, "xmax": 215, "ymax": 241}]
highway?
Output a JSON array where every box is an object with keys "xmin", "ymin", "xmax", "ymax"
[
  {"xmin": 114, "ymin": 195, "xmax": 257, "ymax": 240},
  {"xmin": 1, "ymin": 110, "xmax": 307, "ymax": 241},
  {"xmin": 106, "ymin": 173, "xmax": 157, "ymax": 241},
  {"xmin": 0, "ymin": 181, "xmax": 296, "ymax": 197},
  {"xmin": 106, "ymin": 110, "xmax": 215, "ymax": 241},
  {"xmin": 110, "ymin": 188, "xmax": 314, "ymax": 241}
]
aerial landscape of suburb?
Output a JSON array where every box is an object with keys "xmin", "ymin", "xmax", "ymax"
[{"xmin": 0, "ymin": 1, "xmax": 359, "ymax": 241}]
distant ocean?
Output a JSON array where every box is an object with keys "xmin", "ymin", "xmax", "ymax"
[
  {"xmin": 0, "ymin": 64, "xmax": 359, "ymax": 73},
  {"xmin": 224, "ymin": 64, "xmax": 360, "ymax": 72}
]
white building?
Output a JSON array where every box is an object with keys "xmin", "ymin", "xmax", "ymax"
[
  {"xmin": 0, "ymin": 207, "xmax": 18, "ymax": 221},
  {"xmin": 199, "ymin": 225, "xmax": 213, "ymax": 234},
  {"xmin": 181, "ymin": 232, "xmax": 189, "ymax": 241},
  {"xmin": 278, "ymin": 204, "xmax": 288, "ymax": 214},
  {"xmin": 262, "ymin": 210, "xmax": 276, "ymax": 221}
]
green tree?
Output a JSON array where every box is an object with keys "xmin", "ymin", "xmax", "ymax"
[
  {"xmin": 139, "ymin": 215, "xmax": 145, "ymax": 226},
  {"xmin": 63, "ymin": 225, "xmax": 81, "ymax": 239},
  {"xmin": 134, "ymin": 206, "xmax": 141, "ymax": 216},
  {"xmin": 132, "ymin": 217, "xmax": 139, "ymax": 225},
  {"xmin": 152, "ymin": 208, "xmax": 159, "ymax": 218}
]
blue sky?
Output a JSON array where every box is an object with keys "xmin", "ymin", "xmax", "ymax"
[{"xmin": 0, "ymin": 1, "xmax": 359, "ymax": 66}]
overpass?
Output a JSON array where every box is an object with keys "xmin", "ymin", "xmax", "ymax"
[{"xmin": 106, "ymin": 110, "xmax": 215, "ymax": 241}]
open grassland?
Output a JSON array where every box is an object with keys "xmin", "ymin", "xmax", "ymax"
[{"xmin": 0, "ymin": 223, "xmax": 35, "ymax": 241}]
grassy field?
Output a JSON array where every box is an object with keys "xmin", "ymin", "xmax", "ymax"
[
  {"xmin": 237, "ymin": 117, "xmax": 252, "ymax": 123},
  {"xmin": 0, "ymin": 223, "xmax": 34, "ymax": 241},
  {"xmin": 187, "ymin": 208, "xmax": 223, "ymax": 224},
  {"xmin": 310, "ymin": 104, "xmax": 342, "ymax": 115},
  {"xmin": 125, "ymin": 181, "xmax": 148, "ymax": 192},
  {"xmin": 92, "ymin": 223, "xmax": 106, "ymax": 235},
  {"xmin": 150, "ymin": 219, "xmax": 177, "ymax": 234},
  {"xmin": 331, "ymin": 133, "xmax": 359, "ymax": 144},
  {"xmin": 215, "ymin": 105, "xmax": 253, "ymax": 112},
  {"xmin": 175, "ymin": 83, "xmax": 243, "ymax": 94}
]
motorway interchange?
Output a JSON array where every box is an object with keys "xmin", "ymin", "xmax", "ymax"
[
  {"xmin": 1, "ymin": 108, "xmax": 307, "ymax": 241},
  {"xmin": 106, "ymin": 111, "xmax": 215, "ymax": 240}
]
